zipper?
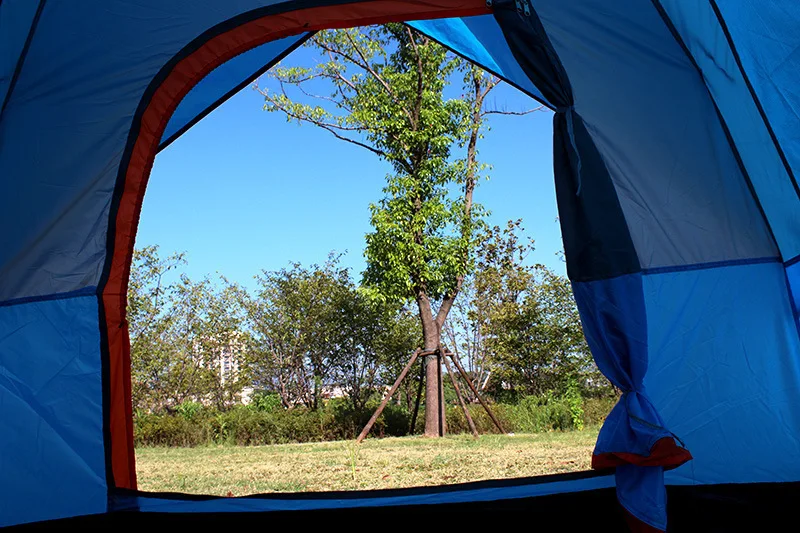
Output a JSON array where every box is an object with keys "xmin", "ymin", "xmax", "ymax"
[{"xmin": 486, "ymin": 0, "xmax": 532, "ymax": 16}]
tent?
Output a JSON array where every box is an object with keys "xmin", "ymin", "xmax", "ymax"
[{"xmin": 2, "ymin": 0, "xmax": 799, "ymax": 530}]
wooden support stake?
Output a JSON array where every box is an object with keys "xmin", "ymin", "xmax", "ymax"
[
  {"xmin": 409, "ymin": 359, "xmax": 424, "ymax": 434},
  {"xmin": 445, "ymin": 349, "xmax": 505, "ymax": 434},
  {"xmin": 356, "ymin": 349, "xmax": 422, "ymax": 444},
  {"xmin": 443, "ymin": 353, "xmax": 478, "ymax": 438},
  {"xmin": 437, "ymin": 351, "xmax": 445, "ymax": 436}
]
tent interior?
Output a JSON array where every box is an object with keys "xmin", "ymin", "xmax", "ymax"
[{"xmin": 3, "ymin": 1, "xmax": 800, "ymax": 531}]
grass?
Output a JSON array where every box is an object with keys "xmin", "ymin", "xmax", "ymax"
[{"xmin": 135, "ymin": 427, "xmax": 599, "ymax": 496}]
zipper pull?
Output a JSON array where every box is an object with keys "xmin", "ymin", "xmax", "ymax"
[{"xmin": 514, "ymin": 0, "xmax": 532, "ymax": 16}]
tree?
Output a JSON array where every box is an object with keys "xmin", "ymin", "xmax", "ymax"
[
  {"xmin": 443, "ymin": 220, "xmax": 535, "ymax": 401},
  {"xmin": 243, "ymin": 255, "xmax": 419, "ymax": 410},
  {"xmin": 244, "ymin": 257, "xmax": 349, "ymax": 409},
  {"xmin": 484, "ymin": 264, "xmax": 603, "ymax": 398},
  {"xmin": 128, "ymin": 246, "xmax": 186, "ymax": 412},
  {"xmin": 258, "ymin": 24, "xmax": 538, "ymax": 436},
  {"xmin": 329, "ymin": 288, "xmax": 420, "ymax": 410}
]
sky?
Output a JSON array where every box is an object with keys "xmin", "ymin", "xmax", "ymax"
[{"xmin": 138, "ymin": 44, "xmax": 565, "ymax": 290}]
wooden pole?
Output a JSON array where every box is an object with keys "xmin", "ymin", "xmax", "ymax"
[
  {"xmin": 356, "ymin": 349, "xmax": 423, "ymax": 444},
  {"xmin": 445, "ymin": 349, "xmax": 505, "ymax": 434},
  {"xmin": 409, "ymin": 359, "xmax": 424, "ymax": 434},
  {"xmin": 437, "ymin": 351, "xmax": 445, "ymax": 436},
  {"xmin": 443, "ymin": 353, "xmax": 478, "ymax": 438}
]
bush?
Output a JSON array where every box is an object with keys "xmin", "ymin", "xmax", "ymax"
[
  {"xmin": 134, "ymin": 412, "xmax": 211, "ymax": 446},
  {"xmin": 249, "ymin": 392, "xmax": 283, "ymax": 413},
  {"xmin": 583, "ymin": 396, "xmax": 617, "ymax": 427},
  {"xmin": 175, "ymin": 400, "xmax": 203, "ymax": 421},
  {"xmin": 564, "ymin": 377, "xmax": 584, "ymax": 431}
]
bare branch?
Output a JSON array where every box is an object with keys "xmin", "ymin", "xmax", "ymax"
[
  {"xmin": 483, "ymin": 106, "xmax": 545, "ymax": 117},
  {"xmin": 309, "ymin": 123, "xmax": 388, "ymax": 158},
  {"xmin": 257, "ymin": 88, "xmax": 388, "ymax": 158}
]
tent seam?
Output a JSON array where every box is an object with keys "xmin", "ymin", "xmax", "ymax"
[
  {"xmin": 0, "ymin": 0, "xmax": 46, "ymax": 123},
  {"xmin": 708, "ymin": 0, "xmax": 800, "ymax": 203},
  {"xmin": 0, "ymin": 286, "xmax": 96, "ymax": 309},
  {"xmin": 650, "ymin": 0, "xmax": 781, "ymax": 260}
]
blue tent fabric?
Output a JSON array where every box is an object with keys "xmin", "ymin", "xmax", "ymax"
[
  {"xmin": 408, "ymin": 15, "xmax": 551, "ymax": 108},
  {"xmin": 646, "ymin": 260, "xmax": 800, "ymax": 486},
  {"xmin": 711, "ymin": 0, "xmax": 800, "ymax": 195},
  {"xmin": 0, "ymin": 295, "xmax": 107, "ymax": 527},
  {"xmin": 533, "ymin": 0, "xmax": 778, "ymax": 272},
  {"xmin": 571, "ymin": 273, "xmax": 684, "ymax": 529},
  {"xmin": 2, "ymin": 0, "xmax": 800, "ymax": 530},
  {"xmin": 657, "ymin": 0, "xmax": 800, "ymax": 261},
  {"xmin": 160, "ymin": 34, "xmax": 310, "ymax": 150},
  {"xmin": 114, "ymin": 472, "xmax": 614, "ymax": 513}
]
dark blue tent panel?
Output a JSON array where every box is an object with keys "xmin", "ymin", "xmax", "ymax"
[
  {"xmin": 659, "ymin": 0, "xmax": 800, "ymax": 260},
  {"xmin": 2, "ymin": 1, "xmax": 799, "ymax": 530},
  {"xmin": 537, "ymin": 0, "xmax": 777, "ymax": 270}
]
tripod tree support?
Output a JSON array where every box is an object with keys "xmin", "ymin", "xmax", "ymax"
[
  {"xmin": 409, "ymin": 360, "xmax": 425, "ymax": 434},
  {"xmin": 442, "ymin": 353, "xmax": 479, "ymax": 438},
  {"xmin": 356, "ymin": 348, "xmax": 425, "ymax": 444},
  {"xmin": 444, "ymin": 349, "xmax": 505, "ymax": 434}
]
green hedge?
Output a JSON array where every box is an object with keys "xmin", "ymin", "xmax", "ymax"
[
  {"xmin": 134, "ymin": 399, "xmax": 411, "ymax": 447},
  {"xmin": 134, "ymin": 396, "xmax": 617, "ymax": 447},
  {"xmin": 445, "ymin": 396, "xmax": 615, "ymax": 435}
]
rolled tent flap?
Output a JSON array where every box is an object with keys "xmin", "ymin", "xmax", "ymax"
[
  {"xmin": 492, "ymin": 2, "xmax": 690, "ymax": 530},
  {"xmin": 572, "ymin": 274, "xmax": 691, "ymax": 529}
]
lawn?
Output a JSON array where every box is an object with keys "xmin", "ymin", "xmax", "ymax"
[{"xmin": 135, "ymin": 427, "xmax": 599, "ymax": 496}]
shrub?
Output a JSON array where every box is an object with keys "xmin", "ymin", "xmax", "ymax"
[
  {"xmin": 582, "ymin": 396, "xmax": 617, "ymax": 427},
  {"xmin": 249, "ymin": 391, "xmax": 283, "ymax": 413},
  {"xmin": 175, "ymin": 400, "xmax": 203, "ymax": 421},
  {"xmin": 134, "ymin": 412, "xmax": 209, "ymax": 446},
  {"xmin": 564, "ymin": 377, "xmax": 584, "ymax": 431},
  {"xmin": 133, "ymin": 395, "xmax": 615, "ymax": 447}
]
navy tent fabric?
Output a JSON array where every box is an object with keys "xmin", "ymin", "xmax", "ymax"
[{"xmin": 2, "ymin": 1, "xmax": 800, "ymax": 530}]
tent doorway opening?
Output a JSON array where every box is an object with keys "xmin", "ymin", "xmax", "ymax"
[{"xmin": 131, "ymin": 21, "xmax": 615, "ymax": 497}]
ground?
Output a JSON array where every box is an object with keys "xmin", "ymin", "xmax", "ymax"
[{"xmin": 135, "ymin": 427, "xmax": 599, "ymax": 495}]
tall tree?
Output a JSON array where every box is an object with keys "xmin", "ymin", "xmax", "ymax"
[
  {"xmin": 258, "ymin": 24, "xmax": 537, "ymax": 436},
  {"xmin": 443, "ymin": 220, "xmax": 536, "ymax": 400}
]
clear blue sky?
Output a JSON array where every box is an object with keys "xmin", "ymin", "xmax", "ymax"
[{"xmin": 138, "ymin": 45, "xmax": 564, "ymax": 289}]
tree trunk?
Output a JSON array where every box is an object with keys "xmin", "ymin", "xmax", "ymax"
[{"xmin": 417, "ymin": 291, "xmax": 445, "ymax": 437}]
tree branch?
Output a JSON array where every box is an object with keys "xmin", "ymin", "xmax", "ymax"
[
  {"xmin": 483, "ymin": 106, "xmax": 545, "ymax": 117},
  {"xmin": 341, "ymin": 30, "xmax": 416, "ymax": 126}
]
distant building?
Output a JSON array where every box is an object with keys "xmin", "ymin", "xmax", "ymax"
[{"xmin": 193, "ymin": 331, "xmax": 253, "ymax": 406}]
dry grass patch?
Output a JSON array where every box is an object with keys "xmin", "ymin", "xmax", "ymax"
[{"xmin": 136, "ymin": 428, "xmax": 598, "ymax": 496}]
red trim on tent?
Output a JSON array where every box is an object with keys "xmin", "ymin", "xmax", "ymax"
[
  {"xmin": 592, "ymin": 437, "xmax": 693, "ymax": 471},
  {"xmin": 102, "ymin": 0, "xmax": 491, "ymax": 490}
]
